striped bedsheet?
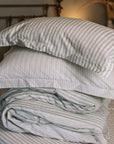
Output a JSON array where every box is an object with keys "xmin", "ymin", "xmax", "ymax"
[
  {"xmin": 0, "ymin": 122, "xmax": 80, "ymax": 144},
  {"xmin": 0, "ymin": 88, "xmax": 110, "ymax": 144}
]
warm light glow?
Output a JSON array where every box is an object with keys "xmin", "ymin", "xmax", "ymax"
[
  {"xmin": 63, "ymin": 10, "xmax": 87, "ymax": 19},
  {"xmin": 77, "ymin": 0, "xmax": 114, "ymax": 21},
  {"xmin": 77, "ymin": 0, "xmax": 105, "ymax": 12},
  {"xmin": 61, "ymin": 0, "xmax": 114, "ymax": 25},
  {"xmin": 61, "ymin": 1, "xmax": 89, "ymax": 20}
]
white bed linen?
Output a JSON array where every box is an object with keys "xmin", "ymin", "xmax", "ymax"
[
  {"xmin": 0, "ymin": 88, "xmax": 110, "ymax": 144},
  {"xmin": 0, "ymin": 122, "xmax": 82, "ymax": 144},
  {"xmin": 0, "ymin": 17, "xmax": 114, "ymax": 77},
  {"xmin": 0, "ymin": 47, "xmax": 114, "ymax": 99}
]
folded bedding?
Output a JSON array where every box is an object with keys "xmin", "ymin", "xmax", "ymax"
[
  {"xmin": 0, "ymin": 88, "xmax": 107, "ymax": 114},
  {"xmin": 0, "ymin": 88, "xmax": 110, "ymax": 144},
  {"xmin": 0, "ymin": 17, "xmax": 113, "ymax": 144}
]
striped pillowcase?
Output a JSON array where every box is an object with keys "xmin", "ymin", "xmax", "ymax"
[
  {"xmin": 0, "ymin": 17, "xmax": 114, "ymax": 77},
  {"xmin": 0, "ymin": 46, "xmax": 114, "ymax": 99}
]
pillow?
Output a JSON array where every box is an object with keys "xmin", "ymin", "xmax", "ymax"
[
  {"xmin": 0, "ymin": 46, "xmax": 114, "ymax": 99},
  {"xmin": 0, "ymin": 17, "xmax": 114, "ymax": 77}
]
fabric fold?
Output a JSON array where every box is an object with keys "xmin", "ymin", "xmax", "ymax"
[
  {"xmin": 0, "ymin": 88, "xmax": 108, "ymax": 114},
  {"xmin": 0, "ymin": 88, "xmax": 110, "ymax": 144}
]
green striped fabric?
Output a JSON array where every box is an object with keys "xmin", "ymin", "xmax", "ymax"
[
  {"xmin": 0, "ymin": 88, "xmax": 110, "ymax": 144},
  {"xmin": 0, "ymin": 17, "xmax": 114, "ymax": 77}
]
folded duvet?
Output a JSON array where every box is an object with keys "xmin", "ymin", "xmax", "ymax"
[{"xmin": 0, "ymin": 88, "xmax": 110, "ymax": 144}]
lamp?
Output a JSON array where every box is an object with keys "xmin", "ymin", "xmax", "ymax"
[{"xmin": 77, "ymin": 0, "xmax": 114, "ymax": 27}]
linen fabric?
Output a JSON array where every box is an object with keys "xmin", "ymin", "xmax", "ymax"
[
  {"xmin": 0, "ymin": 126, "xmax": 84, "ymax": 144},
  {"xmin": 0, "ymin": 88, "xmax": 110, "ymax": 144},
  {"xmin": 0, "ymin": 88, "xmax": 107, "ymax": 114},
  {"xmin": 0, "ymin": 17, "xmax": 114, "ymax": 77},
  {"xmin": 0, "ymin": 46, "xmax": 114, "ymax": 99}
]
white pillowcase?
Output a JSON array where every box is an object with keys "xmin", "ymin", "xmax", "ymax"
[
  {"xmin": 0, "ymin": 17, "xmax": 114, "ymax": 77},
  {"xmin": 0, "ymin": 46, "xmax": 114, "ymax": 99}
]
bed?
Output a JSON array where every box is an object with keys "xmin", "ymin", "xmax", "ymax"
[{"xmin": 0, "ymin": 1, "xmax": 114, "ymax": 144}]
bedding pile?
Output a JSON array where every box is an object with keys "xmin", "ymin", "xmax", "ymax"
[{"xmin": 0, "ymin": 17, "xmax": 114, "ymax": 144}]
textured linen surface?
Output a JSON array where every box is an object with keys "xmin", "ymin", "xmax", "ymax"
[
  {"xmin": 1, "ymin": 100, "xmax": 114, "ymax": 144},
  {"xmin": 0, "ymin": 124, "xmax": 85, "ymax": 144},
  {"xmin": 0, "ymin": 47, "xmax": 114, "ymax": 99},
  {"xmin": 0, "ymin": 17, "xmax": 114, "ymax": 77},
  {"xmin": 0, "ymin": 88, "xmax": 110, "ymax": 144},
  {"xmin": 0, "ymin": 88, "xmax": 107, "ymax": 114}
]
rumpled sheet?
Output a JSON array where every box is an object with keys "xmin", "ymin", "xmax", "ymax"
[{"xmin": 0, "ymin": 88, "xmax": 110, "ymax": 144}]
